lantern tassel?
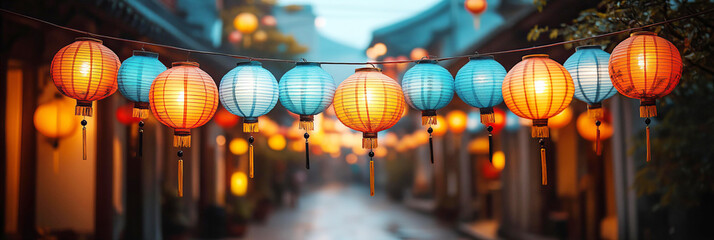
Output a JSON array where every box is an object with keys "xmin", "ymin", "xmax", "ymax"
[
  {"xmin": 304, "ymin": 132, "xmax": 310, "ymax": 170},
  {"xmin": 428, "ymin": 127, "xmax": 434, "ymax": 164},
  {"xmin": 532, "ymin": 119, "xmax": 549, "ymax": 138},
  {"xmin": 299, "ymin": 115, "xmax": 315, "ymax": 131},
  {"xmin": 81, "ymin": 119, "xmax": 87, "ymax": 160},
  {"xmin": 369, "ymin": 150, "xmax": 375, "ymax": 196},
  {"xmin": 133, "ymin": 102, "xmax": 150, "ymax": 119},
  {"xmin": 177, "ymin": 150, "xmax": 184, "ymax": 197},
  {"xmin": 422, "ymin": 110, "xmax": 437, "ymax": 126},
  {"xmin": 174, "ymin": 135, "xmax": 191, "ymax": 148},
  {"xmin": 588, "ymin": 105, "xmax": 603, "ymax": 120},
  {"xmin": 595, "ymin": 120, "xmax": 602, "ymax": 156},
  {"xmin": 539, "ymin": 139, "xmax": 547, "ymax": 185},
  {"xmin": 362, "ymin": 134, "xmax": 378, "ymax": 149},
  {"xmin": 138, "ymin": 121, "xmax": 144, "ymax": 157},
  {"xmin": 480, "ymin": 107, "xmax": 495, "ymax": 124},
  {"xmin": 243, "ymin": 122, "xmax": 259, "ymax": 133},
  {"xmin": 488, "ymin": 126, "xmax": 494, "ymax": 163},
  {"xmin": 645, "ymin": 118, "xmax": 651, "ymax": 162},
  {"xmin": 640, "ymin": 100, "xmax": 657, "ymax": 118},
  {"xmin": 249, "ymin": 136, "xmax": 254, "ymax": 178},
  {"xmin": 75, "ymin": 101, "xmax": 92, "ymax": 117}
]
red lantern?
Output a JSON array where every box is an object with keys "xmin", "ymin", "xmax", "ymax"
[
  {"xmin": 490, "ymin": 108, "xmax": 506, "ymax": 134},
  {"xmin": 214, "ymin": 108, "xmax": 239, "ymax": 129},
  {"xmin": 116, "ymin": 103, "xmax": 141, "ymax": 125}
]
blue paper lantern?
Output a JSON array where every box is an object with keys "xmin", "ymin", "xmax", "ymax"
[
  {"xmin": 505, "ymin": 110, "xmax": 520, "ymax": 132},
  {"xmin": 466, "ymin": 110, "xmax": 484, "ymax": 133},
  {"xmin": 401, "ymin": 60, "xmax": 454, "ymax": 126},
  {"xmin": 117, "ymin": 51, "xmax": 166, "ymax": 119},
  {"xmin": 454, "ymin": 56, "xmax": 506, "ymax": 124},
  {"xmin": 219, "ymin": 61, "xmax": 279, "ymax": 132},
  {"xmin": 564, "ymin": 45, "xmax": 616, "ymax": 119},
  {"xmin": 279, "ymin": 62, "xmax": 336, "ymax": 130}
]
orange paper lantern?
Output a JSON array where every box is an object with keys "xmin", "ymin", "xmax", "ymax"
[
  {"xmin": 502, "ymin": 54, "xmax": 574, "ymax": 185},
  {"xmin": 333, "ymin": 67, "xmax": 405, "ymax": 196},
  {"xmin": 548, "ymin": 107, "xmax": 573, "ymax": 129},
  {"xmin": 51, "ymin": 37, "xmax": 120, "ymax": 160},
  {"xmin": 577, "ymin": 109, "xmax": 614, "ymax": 155},
  {"xmin": 609, "ymin": 31, "xmax": 682, "ymax": 162},
  {"xmin": 446, "ymin": 110, "xmax": 467, "ymax": 134},
  {"xmin": 149, "ymin": 62, "xmax": 218, "ymax": 197}
]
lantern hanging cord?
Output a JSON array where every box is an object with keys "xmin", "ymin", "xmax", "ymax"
[{"xmin": 1, "ymin": 8, "xmax": 713, "ymax": 65}]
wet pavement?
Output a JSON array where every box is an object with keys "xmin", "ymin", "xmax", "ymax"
[{"xmin": 245, "ymin": 183, "xmax": 465, "ymax": 240}]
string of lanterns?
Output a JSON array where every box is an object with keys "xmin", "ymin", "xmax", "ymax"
[{"xmin": 18, "ymin": 6, "xmax": 692, "ymax": 196}]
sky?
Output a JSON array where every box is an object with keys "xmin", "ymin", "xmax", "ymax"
[{"xmin": 277, "ymin": 0, "xmax": 442, "ymax": 49}]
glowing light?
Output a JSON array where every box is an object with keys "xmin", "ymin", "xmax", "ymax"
[
  {"xmin": 229, "ymin": 138, "xmax": 249, "ymax": 155},
  {"xmin": 447, "ymin": 110, "xmax": 468, "ymax": 134},
  {"xmin": 230, "ymin": 172, "xmax": 248, "ymax": 196},
  {"xmin": 492, "ymin": 151, "xmax": 505, "ymax": 171},
  {"xmin": 268, "ymin": 135, "xmax": 286, "ymax": 151},
  {"xmin": 216, "ymin": 135, "xmax": 226, "ymax": 146},
  {"xmin": 314, "ymin": 17, "xmax": 326, "ymax": 28},
  {"xmin": 346, "ymin": 153, "xmax": 358, "ymax": 164}
]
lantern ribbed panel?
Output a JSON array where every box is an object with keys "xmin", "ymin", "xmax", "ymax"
[
  {"xmin": 333, "ymin": 67, "xmax": 405, "ymax": 134},
  {"xmin": 502, "ymin": 54, "xmax": 574, "ymax": 120},
  {"xmin": 219, "ymin": 61, "xmax": 279, "ymax": 119},
  {"xmin": 118, "ymin": 51, "xmax": 166, "ymax": 103},
  {"xmin": 609, "ymin": 32, "xmax": 682, "ymax": 101},
  {"xmin": 50, "ymin": 38, "xmax": 120, "ymax": 103},
  {"xmin": 279, "ymin": 62, "xmax": 336, "ymax": 116},
  {"xmin": 401, "ymin": 60, "xmax": 454, "ymax": 111},
  {"xmin": 149, "ymin": 62, "xmax": 219, "ymax": 131},
  {"xmin": 564, "ymin": 46, "xmax": 616, "ymax": 104},
  {"xmin": 455, "ymin": 56, "xmax": 506, "ymax": 108}
]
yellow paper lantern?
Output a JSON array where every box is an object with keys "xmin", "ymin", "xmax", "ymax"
[
  {"xmin": 229, "ymin": 138, "xmax": 249, "ymax": 155},
  {"xmin": 548, "ymin": 107, "xmax": 573, "ymax": 129},
  {"xmin": 34, "ymin": 98, "xmax": 78, "ymax": 139},
  {"xmin": 233, "ymin": 12, "xmax": 259, "ymax": 34},
  {"xmin": 230, "ymin": 172, "xmax": 248, "ymax": 196},
  {"xmin": 267, "ymin": 135, "xmax": 286, "ymax": 151},
  {"xmin": 447, "ymin": 110, "xmax": 468, "ymax": 134}
]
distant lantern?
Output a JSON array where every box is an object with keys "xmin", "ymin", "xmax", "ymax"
[
  {"xmin": 261, "ymin": 15, "xmax": 277, "ymax": 27},
  {"xmin": 230, "ymin": 172, "xmax": 248, "ymax": 196},
  {"xmin": 117, "ymin": 50, "xmax": 167, "ymax": 119},
  {"xmin": 333, "ymin": 67, "xmax": 405, "ymax": 196},
  {"xmin": 228, "ymin": 31, "xmax": 243, "ymax": 44},
  {"xmin": 150, "ymin": 61, "xmax": 219, "ymax": 197},
  {"xmin": 116, "ymin": 103, "xmax": 141, "ymax": 125},
  {"xmin": 279, "ymin": 62, "xmax": 336, "ymax": 169},
  {"xmin": 446, "ymin": 110, "xmax": 468, "ymax": 134},
  {"xmin": 267, "ymin": 135, "xmax": 286, "ymax": 151},
  {"xmin": 234, "ymin": 12, "xmax": 259, "ymax": 34},
  {"xmin": 609, "ymin": 31, "xmax": 682, "ymax": 162},
  {"xmin": 455, "ymin": 55, "xmax": 506, "ymax": 162},
  {"xmin": 410, "ymin": 48, "xmax": 428, "ymax": 60},
  {"xmin": 548, "ymin": 107, "xmax": 573, "ymax": 129},
  {"xmin": 220, "ymin": 61, "xmax": 279, "ymax": 178},
  {"xmin": 402, "ymin": 60, "xmax": 454, "ymax": 164},
  {"xmin": 50, "ymin": 37, "xmax": 120, "ymax": 160},
  {"xmin": 254, "ymin": 30, "xmax": 268, "ymax": 43},
  {"xmin": 502, "ymin": 54, "xmax": 574, "ymax": 185},
  {"xmin": 505, "ymin": 110, "xmax": 520, "ymax": 132},
  {"xmin": 431, "ymin": 115, "xmax": 448, "ymax": 137},
  {"xmin": 373, "ymin": 43, "xmax": 388, "ymax": 56},
  {"xmin": 34, "ymin": 97, "xmax": 78, "ymax": 173},
  {"xmin": 464, "ymin": 0, "xmax": 487, "ymax": 28},
  {"xmin": 229, "ymin": 138, "xmax": 249, "ymax": 155},
  {"xmin": 576, "ymin": 109, "xmax": 613, "ymax": 155},
  {"xmin": 466, "ymin": 110, "xmax": 484, "ymax": 134},
  {"xmin": 214, "ymin": 108, "xmax": 239, "ymax": 129}
]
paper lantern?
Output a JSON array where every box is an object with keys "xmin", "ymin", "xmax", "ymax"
[
  {"xmin": 116, "ymin": 103, "xmax": 141, "ymax": 125},
  {"xmin": 446, "ymin": 110, "xmax": 467, "ymax": 134},
  {"xmin": 402, "ymin": 60, "xmax": 454, "ymax": 163},
  {"xmin": 492, "ymin": 151, "xmax": 505, "ymax": 171},
  {"xmin": 261, "ymin": 15, "xmax": 277, "ymax": 27},
  {"xmin": 410, "ymin": 48, "xmax": 428, "ymax": 60},
  {"xmin": 564, "ymin": 46, "xmax": 616, "ymax": 119},
  {"xmin": 150, "ymin": 62, "xmax": 218, "ymax": 197},
  {"xmin": 51, "ymin": 37, "xmax": 120, "ymax": 160},
  {"xmin": 577, "ymin": 109, "xmax": 613, "ymax": 155},
  {"xmin": 220, "ymin": 61, "xmax": 279, "ymax": 178},
  {"xmin": 117, "ymin": 50, "xmax": 167, "ymax": 119},
  {"xmin": 609, "ymin": 31, "xmax": 682, "ymax": 162},
  {"xmin": 230, "ymin": 172, "xmax": 248, "ymax": 196},
  {"xmin": 548, "ymin": 107, "xmax": 572, "ymax": 129},
  {"xmin": 333, "ymin": 67, "xmax": 405, "ymax": 196},
  {"xmin": 34, "ymin": 97, "xmax": 78, "ymax": 173},
  {"xmin": 267, "ymin": 135, "xmax": 286, "ymax": 151},
  {"xmin": 230, "ymin": 138, "xmax": 249, "ymax": 155},
  {"xmin": 502, "ymin": 54, "xmax": 574, "ymax": 185},
  {"xmin": 279, "ymin": 62, "xmax": 336, "ymax": 169},
  {"xmin": 234, "ymin": 12, "xmax": 258, "ymax": 34},
  {"xmin": 214, "ymin": 108, "xmax": 239, "ymax": 129}
]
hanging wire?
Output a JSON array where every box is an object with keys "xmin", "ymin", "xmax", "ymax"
[{"xmin": 1, "ymin": 8, "xmax": 713, "ymax": 65}]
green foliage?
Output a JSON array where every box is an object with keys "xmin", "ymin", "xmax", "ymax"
[{"xmin": 530, "ymin": 0, "xmax": 714, "ymax": 207}]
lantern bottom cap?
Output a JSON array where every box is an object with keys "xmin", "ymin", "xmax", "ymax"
[{"xmin": 587, "ymin": 107, "xmax": 603, "ymax": 120}]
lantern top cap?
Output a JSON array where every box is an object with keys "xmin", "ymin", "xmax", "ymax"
[
  {"xmin": 522, "ymin": 54, "xmax": 549, "ymax": 60},
  {"xmin": 355, "ymin": 67, "xmax": 382, "ymax": 73},
  {"xmin": 132, "ymin": 50, "xmax": 159, "ymax": 58},
  {"xmin": 236, "ymin": 61, "xmax": 262, "ymax": 66},
  {"xmin": 75, "ymin": 37, "xmax": 103, "ymax": 44},
  {"xmin": 631, "ymin": 31, "xmax": 656, "ymax": 36},
  {"xmin": 172, "ymin": 61, "xmax": 199, "ymax": 67},
  {"xmin": 296, "ymin": 62, "xmax": 320, "ymax": 66},
  {"xmin": 415, "ymin": 59, "xmax": 438, "ymax": 64},
  {"xmin": 469, "ymin": 55, "xmax": 494, "ymax": 60},
  {"xmin": 575, "ymin": 45, "xmax": 602, "ymax": 51}
]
